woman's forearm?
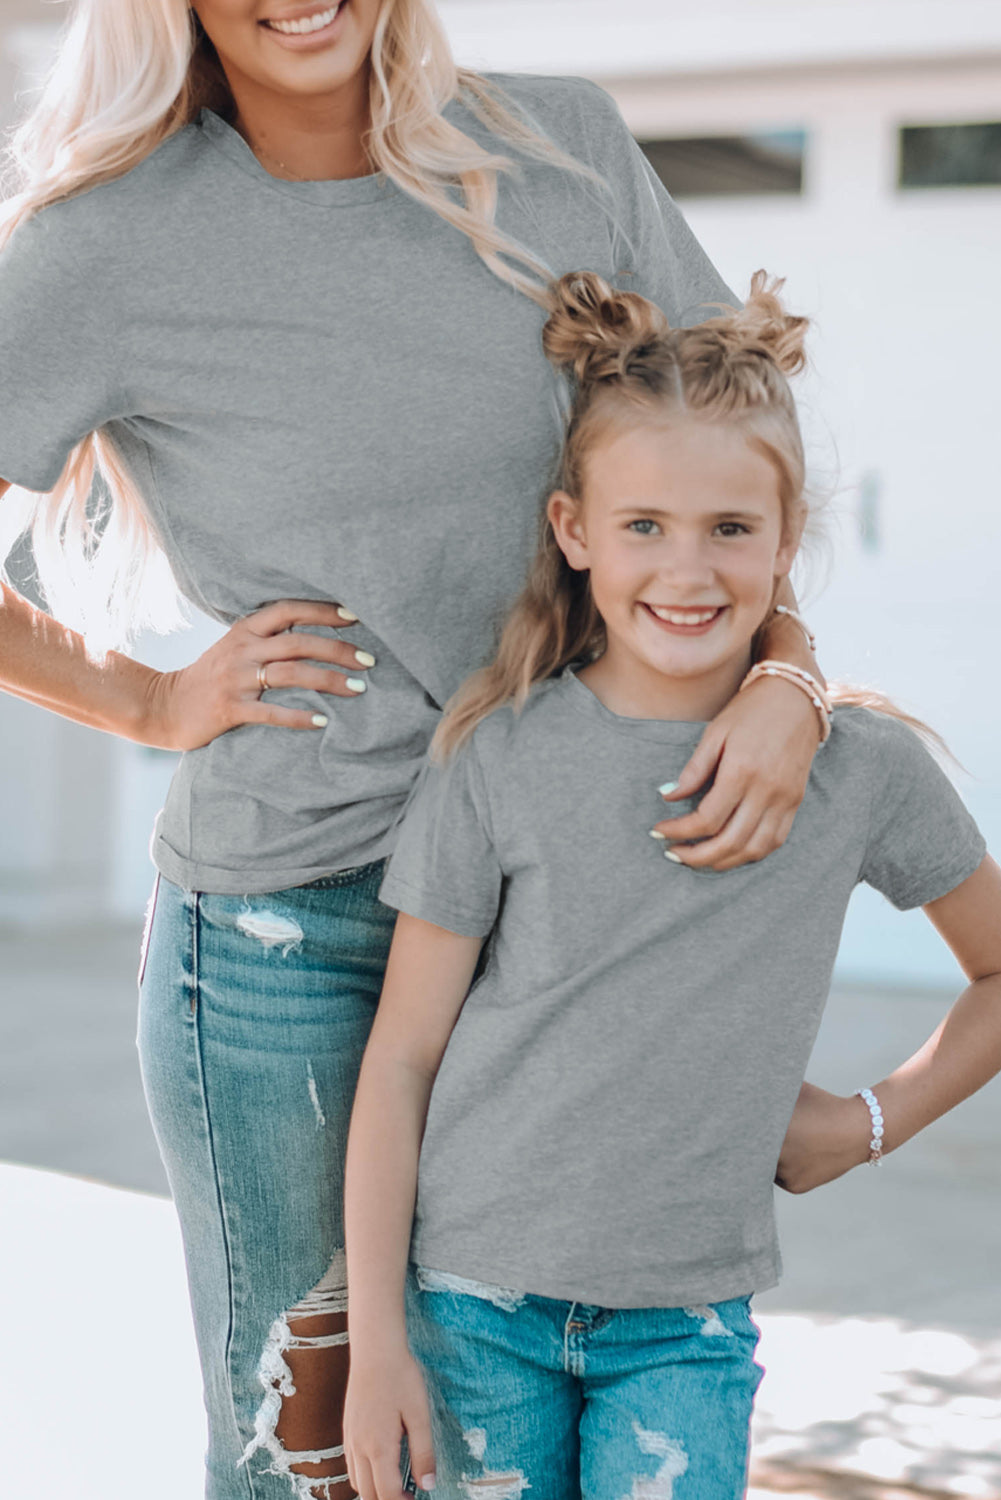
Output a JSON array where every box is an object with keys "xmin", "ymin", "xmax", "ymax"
[
  {"xmin": 0, "ymin": 581, "xmax": 161, "ymax": 740},
  {"xmin": 759, "ymin": 577, "xmax": 826, "ymax": 687},
  {"xmin": 344, "ymin": 1041, "xmax": 433, "ymax": 1352}
]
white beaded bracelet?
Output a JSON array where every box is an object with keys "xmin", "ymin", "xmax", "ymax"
[
  {"xmin": 854, "ymin": 1087, "xmax": 885, "ymax": 1166},
  {"xmin": 773, "ymin": 603, "xmax": 817, "ymax": 653}
]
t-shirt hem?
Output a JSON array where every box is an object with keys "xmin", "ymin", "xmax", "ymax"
[
  {"xmin": 0, "ymin": 449, "xmax": 63, "ymax": 495},
  {"xmin": 151, "ymin": 831, "xmax": 392, "ymax": 896},
  {"xmin": 883, "ymin": 836, "xmax": 986, "ymax": 911},
  {"xmin": 378, "ymin": 871, "xmax": 496, "ymax": 938},
  {"xmin": 410, "ymin": 1237, "xmax": 779, "ymax": 1310}
]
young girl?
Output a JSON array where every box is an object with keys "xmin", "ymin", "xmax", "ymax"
[{"xmin": 342, "ymin": 272, "xmax": 1001, "ymax": 1500}]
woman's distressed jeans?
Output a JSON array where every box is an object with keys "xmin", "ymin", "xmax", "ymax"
[{"xmin": 138, "ymin": 862, "xmax": 395, "ymax": 1499}]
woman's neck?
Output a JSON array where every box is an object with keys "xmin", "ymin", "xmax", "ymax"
[
  {"xmin": 577, "ymin": 639, "xmax": 753, "ymax": 723},
  {"xmin": 227, "ymin": 66, "xmax": 373, "ymax": 181}
]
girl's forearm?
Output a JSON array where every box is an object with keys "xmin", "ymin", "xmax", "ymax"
[
  {"xmin": 0, "ymin": 581, "xmax": 161, "ymax": 740},
  {"xmin": 344, "ymin": 1042, "xmax": 433, "ymax": 1353},
  {"xmin": 872, "ymin": 973, "xmax": 1001, "ymax": 1155}
]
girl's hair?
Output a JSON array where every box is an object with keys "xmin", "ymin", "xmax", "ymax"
[
  {"xmin": 0, "ymin": 0, "xmax": 586, "ymax": 651},
  {"xmin": 434, "ymin": 269, "xmax": 810, "ymax": 758},
  {"xmin": 434, "ymin": 269, "xmax": 946, "ymax": 763}
]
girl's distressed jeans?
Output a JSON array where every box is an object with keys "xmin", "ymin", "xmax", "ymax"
[{"xmin": 406, "ymin": 1265, "xmax": 764, "ymax": 1500}]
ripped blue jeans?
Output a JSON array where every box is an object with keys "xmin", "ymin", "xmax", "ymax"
[
  {"xmin": 137, "ymin": 864, "xmax": 395, "ymax": 1499},
  {"xmin": 406, "ymin": 1266, "xmax": 764, "ymax": 1500}
]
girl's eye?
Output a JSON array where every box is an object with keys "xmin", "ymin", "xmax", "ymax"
[
  {"xmin": 628, "ymin": 518, "xmax": 661, "ymax": 535},
  {"xmin": 715, "ymin": 521, "xmax": 751, "ymax": 538}
]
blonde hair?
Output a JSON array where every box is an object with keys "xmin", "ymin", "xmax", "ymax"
[
  {"xmin": 435, "ymin": 270, "xmax": 945, "ymax": 761},
  {"xmin": 0, "ymin": 0, "xmax": 587, "ymax": 651}
]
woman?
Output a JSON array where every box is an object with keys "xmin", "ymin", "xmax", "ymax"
[{"xmin": 0, "ymin": 3, "xmax": 824, "ymax": 1496}]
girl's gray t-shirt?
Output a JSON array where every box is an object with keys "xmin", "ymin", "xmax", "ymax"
[
  {"xmin": 0, "ymin": 75, "xmax": 734, "ymax": 892},
  {"xmin": 379, "ymin": 677, "xmax": 986, "ymax": 1308}
]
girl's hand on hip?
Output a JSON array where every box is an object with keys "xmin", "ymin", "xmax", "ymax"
[
  {"xmin": 775, "ymin": 1082, "xmax": 871, "ymax": 1194},
  {"xmin": 344, "ymin": 1350, "xmax": 436, "ymax": 1500},
  {"xmin": 142, "ymin": 600, "xmax": 373, "ymax": 750},
  {"xmin": 652, "ymin": 674, "xmax": 821, "ymax": 870}
]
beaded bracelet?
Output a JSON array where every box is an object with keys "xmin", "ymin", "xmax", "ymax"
[
  {"xmin": 773, "ymin": 603, "xmax": 817, "ymax": 653},
  {"xmin": 854, "ymin": 1086, "xmax": 885, "ymax": 1166},
  {"xmin": 738, "ymin": 659, "xmax": 832, "ymax": 745}
]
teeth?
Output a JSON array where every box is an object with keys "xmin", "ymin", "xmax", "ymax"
[
  {"xmin": 266, "ymin": 5, "xmax": 340, "ymax": 34},
  {"xmin": 647, "ymin": 605, "xmax": 721, "ymax": 625}
]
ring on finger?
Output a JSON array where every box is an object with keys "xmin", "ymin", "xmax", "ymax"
[{"xmin": 257, "ymin": 663, "xmax": 270, "ymax": 693}]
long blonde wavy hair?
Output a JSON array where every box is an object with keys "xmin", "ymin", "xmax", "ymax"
[
  {"xmin": 435, "ymin": 270, "xmax": 943, "ymax": 759},
  {"xmin": 0, "ymin": 0, "xmax": 588, "ymax": 651}
]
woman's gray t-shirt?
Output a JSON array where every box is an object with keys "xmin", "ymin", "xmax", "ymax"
[
  {"xmin": 0, "ymin": 75, "xmax": 734, "ymax": 892},
  {"xmin": 379, "ymin": 677, "xmax": 986, "ymax": 1308}
]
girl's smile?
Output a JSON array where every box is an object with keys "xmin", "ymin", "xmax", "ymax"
[{"xmin": 641, "ymin": 602, "xmax": 728, "ymax": 634}]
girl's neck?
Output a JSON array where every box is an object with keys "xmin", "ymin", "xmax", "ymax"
[
  {"xmin": 227, "ymin": 67, "xmax": 373, "ymax": 181},
  {"xmin": 577, "ymin": 638, "xmax": 753, "ymax": 723}
]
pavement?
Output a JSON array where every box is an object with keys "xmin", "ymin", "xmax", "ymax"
[{"xmin": 2, "ymin": 925, "xmax": 1000, "ymax": 1500}]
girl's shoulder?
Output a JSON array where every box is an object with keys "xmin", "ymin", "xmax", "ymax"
[
  {"xmin": 448, "ymin": 676, "xmax": 567, "ymax": 765},
  {"xmin": 825, "ymin": 702, "xmax": 953, "ymax": 798}
]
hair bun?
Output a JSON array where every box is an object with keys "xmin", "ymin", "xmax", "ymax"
[
  {"xmin": 542, "ymin": 271, "xmax": 670, "ymax": 385},
  {"xmin": 714, "ymin": 270, "xmax": 809, "ymax": 375}
]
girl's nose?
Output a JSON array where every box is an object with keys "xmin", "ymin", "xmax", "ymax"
[{"xmin": 656, "ymin": 540, "xmax": 715, "ymax": 588}]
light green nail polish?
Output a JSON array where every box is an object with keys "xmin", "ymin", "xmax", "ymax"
[
  {"xmin": 354, "ymin": 649, "xmax": 376, "ymax": 667},
  {"xmin": 658, "ymin": 780, "xmax": 679, "ymax": 796},
  {"xmin": 311, "ymin": 714, "xmax": 328, "ymax": 728},
  {"xmin": 346, "ymin": 677, "xmax": 367, "ymax": 693},
  {"xmin": 664, "ymin": 849, "xmax": 684, "ymax": 864},
  {"xmin": 649, "ymin": 829, "xmax": 667, "ymax": 840},
  {"xmin": 337, "ymin": 606, "xmax": 359, "ymax": 622}
]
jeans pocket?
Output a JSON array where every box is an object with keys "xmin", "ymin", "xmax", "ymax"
[{"xmin": 137, "ymin": 872, "xmax": 161, "ymax": 988}]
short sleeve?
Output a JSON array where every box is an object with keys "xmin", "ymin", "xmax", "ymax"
[
  {"xmin": 859, "ymin": 711, "xmax": 986, "ymax": 910},
  {"xmin": 575, "ymin": 80, "xmax": 738, "ymax": 324},
  {"xmin": 379, "ymin": 738, "xmax": 504, "ymax": 938},
  {"xmin": 0, "ymin": 206, "xmax": 123, "ymax": 492}
]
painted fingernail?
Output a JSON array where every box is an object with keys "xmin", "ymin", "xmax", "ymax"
[
  {"xmin": 658, "ymin": 780, "xmax": 679, "ymax": 796},
  {"xmin": 337, "ymin": 606, "xmax": 359, "ymax": 622},
  {"xmin": 420, "ymin": 1477, "xmax": 437, "ymax": 1493},
  {"xmin": 649, "ymin": 829, "xmax": 667, "ymax": 840},
  {"xmin": 345, "ymin": 677, "xmax": 367, "ymax": 694},
  {"xmin": 664, "ymin": 849, "xmax": 684, "ymax": 863},
  {"xmin": 311, "ymin": 714, "xmax": 328, "ymax": 727},
  {"xmin": 354, "ymin": 649, "xmax": 376, "ymax": 667}
]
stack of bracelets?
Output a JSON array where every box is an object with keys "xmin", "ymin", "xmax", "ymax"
[{"xmin": 739, "ymin": 604, "xmax": 832, "ymax": 746}]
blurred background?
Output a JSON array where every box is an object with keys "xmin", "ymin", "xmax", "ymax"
[{"xmin": 2, "ymin": 3, "xmax": 1000, "ymax": 1497}]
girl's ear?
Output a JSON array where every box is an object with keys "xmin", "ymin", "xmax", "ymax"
[{"xmin": 547, "ymin": 490, "xmax": 590, "ymax": 572}]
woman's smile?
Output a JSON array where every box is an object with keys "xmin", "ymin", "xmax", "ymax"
[{"xmin": 260, "ymin": 2, "xmax": 350, "ymax": 48}]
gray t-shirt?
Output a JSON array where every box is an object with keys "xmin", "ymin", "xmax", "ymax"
[
  {"xmin": 0, "ymin": 76, "xmax": 734, "ymax": 893},
  {"xmin": 379, "ymin": 673, "xmax": 986, "ymax": 1308}
]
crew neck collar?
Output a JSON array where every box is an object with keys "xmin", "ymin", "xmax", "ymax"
[
  {"xmin": 197, "ymin": 109, "xmax": 398, "ymax": 206},
  {"xmin": 558, "ymin": 669, "xmax": 708, "ymax": 744}
]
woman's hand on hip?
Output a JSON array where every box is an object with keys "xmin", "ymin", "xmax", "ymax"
[
  {"xmin": 652, "ymin": 674, "xmax": 821, "ymax": 870},
  {"xmin": 143, "ymin": 600, "xmax": 373, "ymax": 750},
  {"xmin": 775, "ymin": 1082, "xmax": 870, "ymax": 1194},
  {"xmin": 344, "ymin": 1348, "xmax": 436, "ymax": 1500}
]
